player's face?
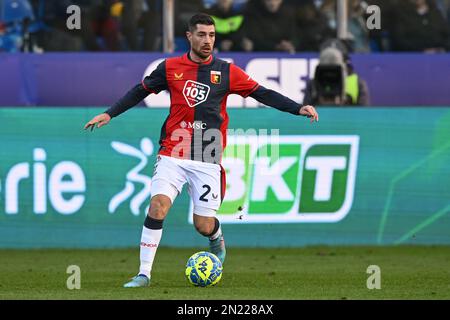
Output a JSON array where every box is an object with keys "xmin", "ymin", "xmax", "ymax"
[{"xmin": 187, "ymin": 24, "xmax": 216, "ymax": 60}]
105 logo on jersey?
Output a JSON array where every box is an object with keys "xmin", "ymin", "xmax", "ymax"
[
  {"xmin": 183, "ymin": 80, "xmax": 210, "ymax": 108},
  {"xmin": 216, "ymin": 135, "xmax": 359, "ymax": 223}
]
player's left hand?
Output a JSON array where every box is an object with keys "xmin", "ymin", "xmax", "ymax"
[
  {"xmin": 84, "ymin": 113, "xmax": 111, "ymax": 131},
  {"xmin": 299, "ymin": 105, "xmax": 319, "ymax": 123}
]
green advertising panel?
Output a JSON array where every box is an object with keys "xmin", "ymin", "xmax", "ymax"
[{"xmin": 0, "ymin": 107, "xmax": 449, "ymax": 248}]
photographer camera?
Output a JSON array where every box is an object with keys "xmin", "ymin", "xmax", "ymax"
[{"xmin": 303, "ymin": 40, "xmax": 370, "ymax": 106}]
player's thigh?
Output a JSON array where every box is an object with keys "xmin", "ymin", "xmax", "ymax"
[
  {"xmin": 150, "ymin": 155, "xmax": 187, "ymax": 212},
  {"xmin": 186, "ymin": 163, "xmax": 223, "ymax": 217}
]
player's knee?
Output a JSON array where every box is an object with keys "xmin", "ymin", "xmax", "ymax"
[{"xmin": 148, "ymin": 196, "xmax": 171, "ymax": 219}]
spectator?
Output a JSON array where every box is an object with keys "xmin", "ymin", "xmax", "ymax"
[
  {"xmin": 446, "ymin": 0, "xmax": 450, "ymax": 21},
  {"xmin": 174, "ymin": 0, "xmax": 204, "ymax": 38},
  {"xmin": 32, "ymin": 0, "xmax": 84, "ymax": 51},
  {"xmin": 435, "ymin": 0, "xmax": 450, "ymax": 35},
  {"xmin": 347, "ymin": 0, "xmax": 370, "ymax": 52},
  {"xmin": 203, "ymin": 0, "xmax": 249, "ymax": 10},
  {"xmin": 391, "ymin": 0, "xmax": 450, "ymax": 52},
  {"xmin": 174, "ymin": 0, "xmax": 204, "ymax": 51},
  {"xmin": 342, "ymin": 47, "xmax": 370, "ymax": 105},
  {"xmin": 121, "ymin": 0, "xmax": 162, "ymax": 51},
  {"xmin": 320, "ymin": 0, "xmax": 337, "ymax": 31},
  {"xmin": 207, "ymin": 0, "xmax": 245, "ymax": 51},
  {"xmin": 435, "ymin": 0, "xmax": 450, "ymax": 19},
  {"xmin": 139, "ymin": 0, "xmax": 163, "ymax": 51},
  {"xmin": 90, "ymin": 0, "xmax": 121, "ymax": 51},
  {"xmin": 34, "ymin": 0, "xmax": 121, "ymax": 51},
  {"xmin": 294, "ymin": 1, "xmax": 334, "ymax": 52},
  {"xmin": 364, "ymin": 0, "xmax": 395, "ymax": 52},
  {"xmin": 0, "ymin": 0, "xmax": 36, "ymax": 52},
  {"xmin": 240, "ymin": 0, "xmax": 297, "ymax": 53},
  {"xmin": 120, "ymin": 0, "xmax": 144, "ymax": 51},
  {"xmin": 310, "ymin": 0, "xmax": 370, "ymax": 52}
]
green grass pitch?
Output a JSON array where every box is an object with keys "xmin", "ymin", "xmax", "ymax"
[{"xmin": 0, "ymin": 246, "xmax": 449, "ymax": 300}]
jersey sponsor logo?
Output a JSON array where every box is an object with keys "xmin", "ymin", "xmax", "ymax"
[
  {"xmin": 180, "ymin": 121, "xmax": 207, "ymax": 129},
  {"xmin": 174, "ymin": 72, "xmax": 184, "ymax": 80},
  {"xmin": 210, "ymin": 71, "xmax": 221, "ymax": 84},
  {"xmin": 183, "ymin": 80, "xmax": 211, "ymax": 108}
]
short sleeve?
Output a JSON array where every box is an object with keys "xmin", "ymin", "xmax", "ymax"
[
  {"xmin": 229, "ymin": 64, "xmax": 259, "ymax": 97},
  {"xmin": 142, "ymin": 61, "xmax": 168, "ymax": 94}
]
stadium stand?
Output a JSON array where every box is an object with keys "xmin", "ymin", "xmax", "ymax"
[{"xmin": 0, "ymin": 0, "xmax": 449, "ymax": 53}]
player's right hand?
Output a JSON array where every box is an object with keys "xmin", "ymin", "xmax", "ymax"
[
  {"xmin": 300, "ymin": 105, "xmax": 319, "ymax": 123},
  {"xmin": 84, "ymin": 113, "xmax": 111, "ymax": 131}
]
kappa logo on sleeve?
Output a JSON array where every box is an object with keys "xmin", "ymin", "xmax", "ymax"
[{"xmin": 183, "ymin": 80, "xmax": 210, "ymax": 108}]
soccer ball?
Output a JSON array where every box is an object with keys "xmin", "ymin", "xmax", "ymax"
[{"xmin": 185, "ymin": 251, "xmax": 223, "ymax": 287}]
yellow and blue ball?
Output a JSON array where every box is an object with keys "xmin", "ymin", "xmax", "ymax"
[{"xmin": 185, "ymin": 251, "xmax": 223, "ymax": 287}]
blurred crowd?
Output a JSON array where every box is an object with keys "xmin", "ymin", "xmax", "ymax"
[{"xmin": 1, "ymin": 0, "xmax": 450, "ymax": 53}]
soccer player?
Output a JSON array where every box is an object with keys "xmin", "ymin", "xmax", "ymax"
[{"xmin": 84, "ymin": 13, "xmax": 319, "ymax": 288}]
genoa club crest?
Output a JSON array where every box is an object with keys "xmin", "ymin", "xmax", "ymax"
[{"xmin": 210, "ymin": 71, "xmax": 221, "ymax": 84}]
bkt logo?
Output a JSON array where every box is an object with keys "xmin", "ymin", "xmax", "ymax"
[{"xmin": 216, "ymin": 135, "xmax": 359, "ymax": 224}]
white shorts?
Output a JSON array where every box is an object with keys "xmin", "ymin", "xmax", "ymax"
[{"xmin": 150, "ymin": 155, "xmax": 226, "ymax": 217}]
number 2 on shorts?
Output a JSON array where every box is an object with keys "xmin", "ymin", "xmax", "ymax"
[{"xmin": 199, "ymin": 184, "xmax": 211, "ymax": 202}]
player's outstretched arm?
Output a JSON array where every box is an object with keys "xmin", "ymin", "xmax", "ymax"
[
  {"xmin": 83, "ymin": 60, "xmax": 167, "ymax": 132},
  {"xmin": 83, "ymin": 83, "xmax": 150, "ymax": 132},
  {"xmin": 249, "ymin": 86, "xmax": 319, "ymax": 123}
]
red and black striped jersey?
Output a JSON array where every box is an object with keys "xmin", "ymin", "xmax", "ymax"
[
  {"xmin": 142, "ymin": 53, "xmax": 260, "ymax": 164},
  {"xmin": 106, "ymin": 53, "xmax": 303, "ymax": 164}
]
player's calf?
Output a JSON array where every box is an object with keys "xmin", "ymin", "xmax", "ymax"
[
  {"xmin": 124, "ymin": 194, "xmax": 173, "ymax": 288},
  {"xmin": 193, "ymin": 215, "xmax": 216, "ymax": 236},
  {"xmin": 194, "ymin": 214, "xmax": 226, "ymax": 264}
]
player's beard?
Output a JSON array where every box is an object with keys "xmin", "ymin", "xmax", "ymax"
[{"xmin": 192, "ymin": 46, "xmax": 212, "ymax": 60}]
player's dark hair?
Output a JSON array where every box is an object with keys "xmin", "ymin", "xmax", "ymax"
[{"xmin": 188, "ymin": 13, "xmax": 215, "ymax": 32}]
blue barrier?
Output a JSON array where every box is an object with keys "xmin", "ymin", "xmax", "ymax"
[{"xmin": 1, "ymin": 52, "xmax": 450, "ymax": 106}]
